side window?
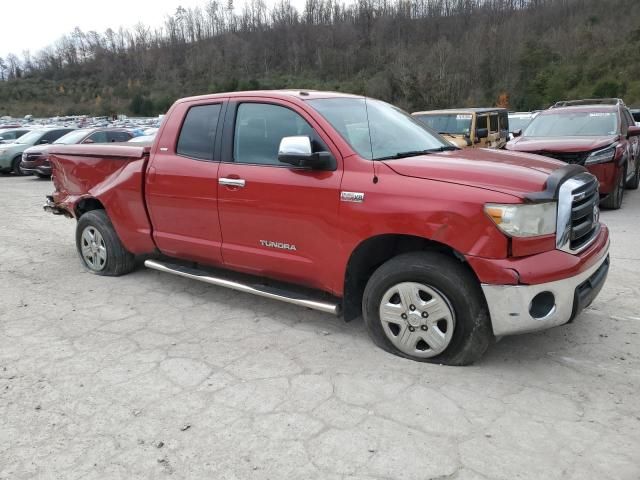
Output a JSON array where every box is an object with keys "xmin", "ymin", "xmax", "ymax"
[
  {"xmin": 489, "ymin": 114, "xmax": 499, "ymax": 133},
  {"xmin": 109, "ymin": 131, "xmax": 133, "ymax": 142},
  {"xmin": 475, "ymin": 115, "xmax": 487, "ymax": 131},
  {"xmin": 234, "ymin": 103, "xmax": 315, "ymax": 165},
  {"xmin": 623, "ymin": 110, "xmax": 635, "ymax": 132},
  {"xmin": 176, "ymin": 104, "xmax": 222, "ymax": 160},
  {"xmin": 42, "ymin": 130, "xmax": 68, "ymax": 144},
  {"xmin": 87, "ymin": 131, "xmax": 108, "ymax": 143},
  {"xmin": 499, "ymin": 112, "xmax": 509, "ymax": 131}
]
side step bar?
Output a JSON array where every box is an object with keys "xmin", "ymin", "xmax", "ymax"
[{"xmin": 144, "ymin": 259, "xmax": 341, "ymax": 315}]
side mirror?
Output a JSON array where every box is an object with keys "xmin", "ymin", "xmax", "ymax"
[
  {"xmin": 476, "ymin": 128, "xmax": 489, "ymax": 142},
  {"xmin": 513, "ymin": 129, "xmax": 523, "ymax": 138},
  {"xmin": 82, "ymin": 138, "xmax": 95, "ymax": 144},
  {"xmin": 39, "ymin": 139, "xmax": 49, "ymax": 145},
  {"xmin": 627, "ymin": 126, "xmax": 640, "ymax": 138},
  {"xmin": 476, "ymin": 128, "xmax": 489, "ymax": 140},
  {"xmin": 278, "ymin": 136, "xmax": 335, "ymax": 170}
]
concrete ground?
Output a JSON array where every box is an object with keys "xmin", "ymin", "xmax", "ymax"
[{"xmin": 0, "ymin": 174, "xmax": 639, "ymax": 480}]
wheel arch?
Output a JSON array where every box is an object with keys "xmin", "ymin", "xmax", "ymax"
[
  {"xmin": 75, "ymin": 197, "xmax": 106, "ymax": 218},
  {"xmin": 342, "ymin": 234, "xmax": 481, "ymax": 321}
]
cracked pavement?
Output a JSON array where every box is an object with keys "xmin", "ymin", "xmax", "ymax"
[{"xmin": 1, "ymin": 174, "xmax": 639, "ymax": 479}]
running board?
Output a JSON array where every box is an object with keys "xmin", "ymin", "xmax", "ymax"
[{"xmin": 144, "ymin": 259, "xmax": 341, "ymax": 315}]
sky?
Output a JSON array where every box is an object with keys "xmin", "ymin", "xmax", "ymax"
[{"xmin": 0, "ymin": 0, "xmax": 305, "ymax": 59}]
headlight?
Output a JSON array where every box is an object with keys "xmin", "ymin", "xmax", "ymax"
[
  {"xmin": 485, "ymin": 202, "xmax": 557, "ymax": 237},
  {"xmin": 585, "ymin": 145, "xmax": 616, "ymax": 165}
]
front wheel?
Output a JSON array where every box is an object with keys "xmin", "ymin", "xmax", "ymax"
[
  {"xmin": 625, "ymin": 159, "xmax": 639, "ymax": 190},
  {"xmin": 601, "ymin": 166, "xmax": 625, "ymax": 209},
  {"xmin": 12, "ymin": 156, "xmax": 26, "ymax": 176},
  {"xmin": 362, "ymin": 252, "xmax": 492, "ymax": 365},
  {"xmin": 75, "ymin": 210, "xmax": 136, "ymax": 276}
]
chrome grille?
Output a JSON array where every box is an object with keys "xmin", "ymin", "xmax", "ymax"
[
  {"xmin": 538, "ymin": 151, "xmax": 590, "ymax": 165},
  {"xmin": 569, "ymin": 179, "xmax": 599, "ymax": 251},
  {"xmin": 556, "ymin": 173, "xmax": 600, "ymax": 254}
]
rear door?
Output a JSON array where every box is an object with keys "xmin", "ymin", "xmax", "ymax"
[
  {"xmin": 216, "ymin": 98, "xmax": 343, "ymax": 292},
  {"xmin": 145, "ymin": 100, "xmax": 226, "ymax": 265}
]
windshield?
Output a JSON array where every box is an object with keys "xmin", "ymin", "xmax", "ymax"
[
  {"xmin": 413, "ymin": 113, "xmax": 472, "ymax": 136},
  {"xmin": 524, "ymin": 111, "xmax": 618, "ymax": 137},
  {"xmin": 54, "ymin": 130, "xmax": 90, "ymax": 144},
  {"xmin": 307, "ymin": 98, "xmax": 448, "ymax": 160},
  {"xmin": 14, "ymin": 130, "xmax": 44, "ymax": 144},
  {"xmin": 508, "ymin": 116, "xmax": 533, "ymax": 132}
]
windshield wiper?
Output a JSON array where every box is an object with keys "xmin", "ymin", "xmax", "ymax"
[{"xmin": 375, "ymin": 145, "xmax": 459, "ymax": 160}]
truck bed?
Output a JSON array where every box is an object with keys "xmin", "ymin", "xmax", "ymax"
[{"xmin": 48, "ymin": 143, "xmax": 156, "ymax": 254}]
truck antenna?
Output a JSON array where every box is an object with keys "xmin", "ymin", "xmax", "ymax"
[{"xmin": 363, "ymin": 95, "xmax": 379, "ymax": 184}]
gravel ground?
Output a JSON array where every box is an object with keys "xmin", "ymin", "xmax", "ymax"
[{"xmin": 1, "ymin": 174, "xmax": 639, "ymax": 480}]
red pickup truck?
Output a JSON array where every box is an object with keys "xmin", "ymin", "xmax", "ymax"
[{"xmin": 45, "ymin": 91, "xmax": 610, "ymax": 365}]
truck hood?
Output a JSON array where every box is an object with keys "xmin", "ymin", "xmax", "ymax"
[
  {"xmin": 506, "ymin": 135, "xmax": 618, "ymax": 153},
  {"xmin": 382, "ymin": 148, "xmax": 565, "ymax": 198}
]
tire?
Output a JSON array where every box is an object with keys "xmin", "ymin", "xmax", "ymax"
[
  {"xmin": 625, "ymin": 159, "xmax": 639, "ymax": 190},
  {"xmin": 35, "ymin": 173, "xmax": 51, "ymax": 179},
  {"xmin": 362, "ymin": 251, "xmax": 492, "ymax": 366},
  {"xmin": 75, "ymin": 210, "xmax": 136, "ymax": 276},
  {"xmin": 12, "ymin": 156, "xmax": 26, "ymax": 176},
  {"xmin": 601, "ymin": 166, "xmax": 625, "ymax": 209}
]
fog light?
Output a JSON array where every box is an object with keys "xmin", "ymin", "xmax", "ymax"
[{"xmin": 529, "ymin": 291, "xmax": 555, "ymax": 319}]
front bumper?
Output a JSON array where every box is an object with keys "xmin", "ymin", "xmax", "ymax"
[
  {"xmin": 21, "ymin": 158, "xmax": 51, "ymax": 176},
  {"xmin": 482, "ymin": 242, "xmax": 610, "ymax": 336}
]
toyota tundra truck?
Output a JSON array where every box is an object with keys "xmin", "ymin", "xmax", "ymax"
[{"xmin": 44, "ymin": 90, "xmax": 610, "ymax": 365}]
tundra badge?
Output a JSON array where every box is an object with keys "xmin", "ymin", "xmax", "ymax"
[
  {"xmin": 260, "ymin": 240, "xmax": 297, "ymax": 251},
  {"xmin": 340, "ymin": 191, "xmax": 365, "ymax": 203}
]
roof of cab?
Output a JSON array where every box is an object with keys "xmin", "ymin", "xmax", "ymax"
[
  {"xmin": 412, "ymin": 107, "xmax": 508, "ymax": 115},
  {"xmin": 177, "ymin": 90, "xmax": 364, "ymax": 104},
  {"xmin": 539, "ymin": 104, "xmax": 619, "ymax": 115}
]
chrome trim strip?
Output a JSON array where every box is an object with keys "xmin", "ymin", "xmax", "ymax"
[
  {"xmin": 144, "ymin": 259, "xmax": 340, "ymax": 315},
  {"xmin": 482, "ymin": 240, "xmax": 609, "ymax": 336},
  {"xmin": 219, "ymin": 177, "xmax": 246, "ymax": 188},
  {"xmin": 556, "ymin": 172, "xmax": 599, "ymax": 254}
]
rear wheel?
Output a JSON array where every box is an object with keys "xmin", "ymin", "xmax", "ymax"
[
  {"xmin": 601, "ymin": 166, "xmax": 625, "ymax": 209},
  {"xmin": 12, "ymin": 156, "xmax": 26, "ymax": 176},
  {"xmin": 35, "ymin": 173, "xmax": 50, "ymax": 179},
  {"xmin": 362, "ymin": 251, "xmax": 492, "ymax": 365},
  {"xmin": 76, "ymin": 210, "xmax": 136, "ymax": 276}
]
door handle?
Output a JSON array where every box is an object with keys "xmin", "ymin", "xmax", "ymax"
[{"xmin": 219, "ymin": 177, "xmax": 246, "ymax": 188}]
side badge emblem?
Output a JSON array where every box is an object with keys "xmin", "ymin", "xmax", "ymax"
[{"xmin": 341, "ymin": 191, "xmax": 365, "ymax": 203}]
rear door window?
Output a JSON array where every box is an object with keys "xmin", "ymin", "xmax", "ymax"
[
  {"xmin": 489, "ymin": 114, "xmax": 499, "ymax": 133},
  {"xmin": 41, "ymin": 129, "xmax": 72, "ymax": 144},
  {"xmin": 176, "ymin": 104, "xmax": 222, "ymax": 160},
  {"xmin": 86, "ymin": 131, "xmax": 108, "ymax": 143}
]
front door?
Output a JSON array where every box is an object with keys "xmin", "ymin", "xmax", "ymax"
[
  {"xmin": 145, "ymin": 101, "xmax": 226, "ymax": 265},
  {"xmin": 217, "ymin": 99, "xmax": 343, "ymax": 292}
]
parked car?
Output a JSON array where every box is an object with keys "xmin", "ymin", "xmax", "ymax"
[
  {"xmin": 508, "ymin": 111, "xmax": 538, "ymax": 139},
  {"xmin": 0, "ymin": 128, "xmax": 75, "ymax": 175},
  {"xmin": 631, "ymin": 108, "xmax": 640, "ymax": 126},
  {"xmin": 506, "ymin": 99, "xmax": 640, "ymax": 209},
  {"xmin": 45, "ymin": 90, "xmax": 609, "ymax": 365},
  {"xmin": 0, "ymin": 128, "xmax": 31, "ymax": 144},
  {"xmin": 20, "ymin": 128, "xmax": 134, "ymax": 178},
  {"xmin": 127, "ymin": 134, "xmax": 156, "ymax": 143},
  {"xmin": 412, "ymin": 108, "xmax": 509, "ymax": 149}
]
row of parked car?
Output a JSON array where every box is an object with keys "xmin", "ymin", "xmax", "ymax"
[
  {"xmin": 412, "ymin": 98, "xmax": 640, "ymax": 210},
  {"xmin": 0, "ymin": 126, "xmax": 157, "ymax": 177}
]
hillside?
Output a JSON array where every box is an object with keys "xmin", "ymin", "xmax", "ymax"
[{"xmin": 1, "ymin": 0, "xmax": 639, "ymax": 117}]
